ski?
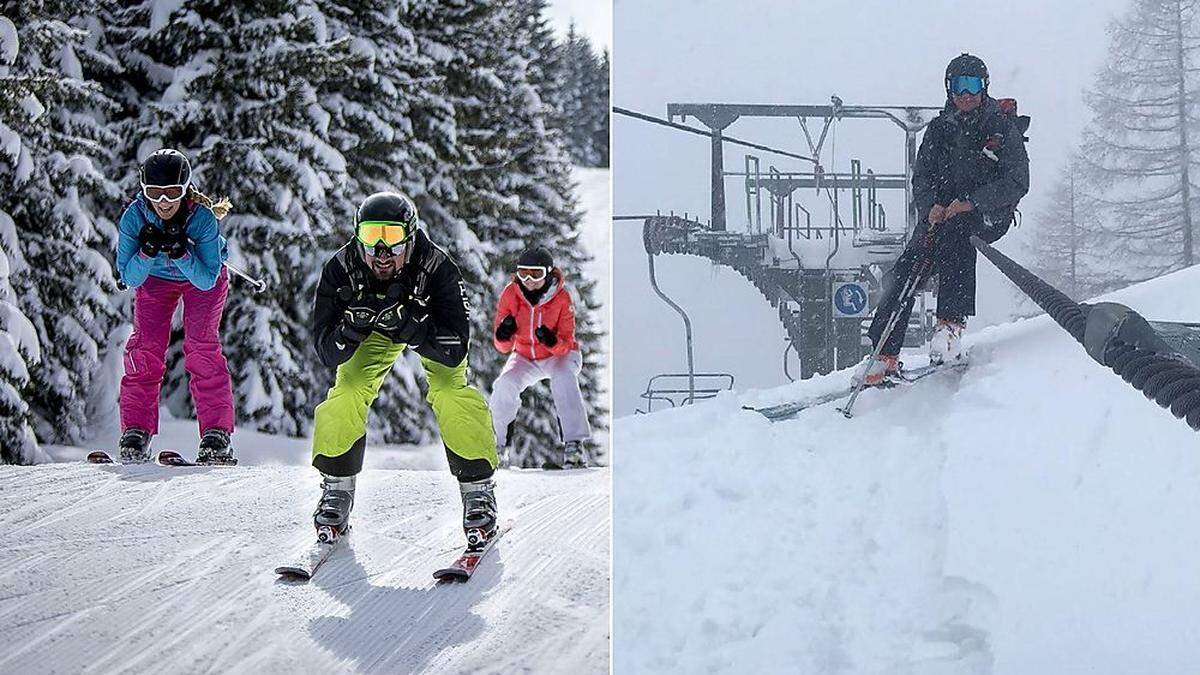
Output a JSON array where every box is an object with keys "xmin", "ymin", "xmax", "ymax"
[
  {"xmin": 433, "ymin": 522, "xmax": 512, "ymax": 583},
  {"xmin": 156, "ymin": 450, "xmax": 195, "ymax": 467},
  {"xmin": 893, "ymin": 360, "xmax": 968, "ymax": 384},
  {"xmin": 86, "ymin": 450, "xmax": 156, "ymax": 465},
  {"xmin": 274, "ymin": 529, "xmax": 347, "ymax": 580},
  {"xmin": 746, "ymin": 360, "xmax": 968, "ymax": 423},
  {"xmin": 836, "ymin": 360, "xmax": 968, "ymax": 417},
  {"xmin": 745, "ymin": 387, "xmax": 860, "ymax": 422},
  {"xmin": 86, "ymin": 450, "xmax": 115, "ymax": 464}
]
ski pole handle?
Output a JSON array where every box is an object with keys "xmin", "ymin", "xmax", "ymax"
[{"xmin": 225, "ymin": 261, "xmax": 267, "ymax": 294}]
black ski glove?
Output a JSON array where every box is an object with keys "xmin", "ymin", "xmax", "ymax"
[
  {"xmin": 495, "ymin": 315, "xmax": 517, "ymax": 341},
  {"xmin": 138, "ymin": 225, "xmax": 165, "ymax": 257},
  {"xmin": 163, "ymin": 236, "xmax": 188, "ymax": 259},
  {"xmin": 372, "ymin": 284, "xmax": 411, "ymax": 334},
  {"xmin": 161, "ymin": 221, "xmax": 189, "ymax": 259},
  {"xmin": 338, "ymin": 286, "xmax": 379, "ymax": 343},
  {"xmin": 535, "ymin": 325, "xmax": 558, "ymax": 347},
  {"xmin": 378, "ymin": 288, "xmax": 430, "ymax": 345}
]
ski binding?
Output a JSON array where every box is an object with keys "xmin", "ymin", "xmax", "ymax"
[
  {"xmin": 434, "ymin": 522, "xmax": 512, "ymax": 583},
  {"xmin": 275, "ymin": 526, "xmax": 348, "ymax": 580}
]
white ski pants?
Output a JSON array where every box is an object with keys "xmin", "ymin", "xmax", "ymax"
[{"xmin": 490, "ymin": 350, "xmax": 590, "ymax": 446}]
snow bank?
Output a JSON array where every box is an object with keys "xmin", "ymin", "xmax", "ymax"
[{"xmin": 615, "ymin": 264, "xmax": 1200, "ymax": 674}]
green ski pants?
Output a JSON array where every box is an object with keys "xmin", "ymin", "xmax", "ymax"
[{"xmin": 311, "ymin": 332, "xmax": 498, "ymax": 473}]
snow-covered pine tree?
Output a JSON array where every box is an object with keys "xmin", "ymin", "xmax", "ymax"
[
  {"xmin": 540, "ymin": 20, "xmax": 608, "ymax": 168},
  {"xmin": 1032, "ymin": 155, "xmax": 1121, "ymax": 300},
  {"xmin": 0, "ymin": 14, "xmax": 43, "ymax": 463},
  {"xmin": 588, "ymin": 48, "xmax": 610, "ymax": 168},
  {"xmin": 1080, "ymin": 0, "xmax": 1200, "ymax": 282},
  {"xmin": 318, "ymin": 0, "xmax": 461, "ymax": 444},
  {"xmin": 103, "ymin": 1, "xmax": 361, "ymax": 435},
  {"xmin": 0, "ymin": 4, "xmax": 122, "ymax": 451},
  {"xmin": 416, "ymin": 0, "xmax": 605, "ymax": 467}
]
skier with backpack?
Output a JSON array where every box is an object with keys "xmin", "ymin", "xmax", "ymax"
[
  {"xmin": 308, "ymin": 191, "xmax": 499, "ymax": 553},
  {"xmin": 114, "ymin": 149, "xmax": 236, "ymax": 464},
  {"xmin": 489, "ymin": 247, "xmax": 591, "ymax": 470},
  {"xmin": 853, "ymin": 53, "xmax": 1030, "ymax": 387}
]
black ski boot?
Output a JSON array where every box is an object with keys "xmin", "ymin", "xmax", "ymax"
[
  {"xmin": 196, "ymin": 429, "xmax": 237, "ymax": 466},
  {"xmin": 563, "ymin": 440, "xmax": 587, "ymax": 469},
  {"xmin": 460, "ymin": 478, "xmax": 498, "ymax": 552},
  {"xmin": 314, "ymin": 473, "xmax": 355, "ymax": 544},
  {"xmin": 118, "ymin": 428, "xmax": 152, "ymax": 464}
]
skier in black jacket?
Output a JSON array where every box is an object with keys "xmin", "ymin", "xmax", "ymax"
[
  {"xmin": 854, "ymin": 53, "xmax": 1030, "ymax": 386},
  {"xmin": 308, "ymin": 191, "xmax": 498, "ymax": 552}
]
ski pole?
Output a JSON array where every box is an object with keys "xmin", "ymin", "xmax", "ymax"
[
  {"xmin": 225, "ymin": 261, "xmax": 267, "ymax": 294},
  {"xmin": 838, "ymin": 254, "xmax": 933, "ymax": 419}
]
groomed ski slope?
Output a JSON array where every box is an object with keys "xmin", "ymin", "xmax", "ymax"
[
  {"xmin": 614, "ymin": 265, "xmax": 1200, "ymax": 674},
  {"xmin": 0, "ymin": 434, "xmax": 610, "ymax": 674},
  {"xmin": 0, "ymin": 165, "xmax": 613, "ymax": 675}
]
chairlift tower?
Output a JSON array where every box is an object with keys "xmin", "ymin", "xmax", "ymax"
[{"xmin": 637, "ymin": 98, "xmax": 942, "ymax": 384}]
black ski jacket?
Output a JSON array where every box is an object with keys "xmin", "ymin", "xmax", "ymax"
[
  {"xmin": 312, "ymin": 229, "xmax": 472, "ymax": 368},
  {"xmin": 912, "ymin": 96, "xmax": 1030, "ymax": 241}
]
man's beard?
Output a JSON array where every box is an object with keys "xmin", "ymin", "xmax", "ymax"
[{"xmin": 369, "ymin": 257, "xmax": 398, "ymax": 280}]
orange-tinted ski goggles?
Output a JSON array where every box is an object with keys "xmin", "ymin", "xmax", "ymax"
[{"xmin": 356, "ymin": 221, "xmax": 415, "ymax": 252}]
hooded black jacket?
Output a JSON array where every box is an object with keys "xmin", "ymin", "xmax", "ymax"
[
  {"xmin": 912, "ymin": 96, "xmax": 1030, "ymax": 241},
  {"xmin": 312, "ymin": 229, "xmax": 472, "ymax": 368}
]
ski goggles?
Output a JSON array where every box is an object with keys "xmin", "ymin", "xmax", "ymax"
[
  {"xmin": 356, "ymin": 220, "xmax": 415, "ymax": 253},
  {"xmin": 142, "ymin": 183, "xmax": 188, "ymax": 203},
  {"xmin": 515, "ymin": 265, "xmax": 549, "ymax": 283},
  {"xmin": 947, "ymin": 75, "xmax": 985, "ymax": 96}
]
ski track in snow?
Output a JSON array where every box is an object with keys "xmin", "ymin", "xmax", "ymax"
[
  {"xmin": 615, "ymin": 265, "xmax": 1200, "ymax": 674},
  {"xmin": 0, "ymin": 464, "xmax": 609, "ymax": 674}
]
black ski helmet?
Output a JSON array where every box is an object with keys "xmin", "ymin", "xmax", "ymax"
[
  {"xmin": 140, "ymin": 148, "xmax": 191, "ymax": 187},
  {"xmin": 945, "ymin": 53, "xmax": 989, "ymax": 95},
  {"xmin": 517, "ymin": 246, "xmax": 554, "ymax": 270},
  {"xmin": 356, "ymin": 191, "xmax": 419, "ymax": 229}
]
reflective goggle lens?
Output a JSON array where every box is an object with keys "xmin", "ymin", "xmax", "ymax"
[
  {"xmin": 143, "ymin": 184, "xmax": 186, "ymax": 202},
  {"xmin": 356, "ymin": 221, "xmax": 412, "ymax": 247},
  {"xmin": 948, "ymin": 75, "xmax": 984, "ymax": 95},
  {"xmin": 516, "ymin": 266, "xmax": 548, "ymax": 282}
]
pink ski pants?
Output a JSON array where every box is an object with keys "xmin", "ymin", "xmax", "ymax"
[{"xmin": 119, "ymin": 269, "xmax": 234, "ymax": 435}]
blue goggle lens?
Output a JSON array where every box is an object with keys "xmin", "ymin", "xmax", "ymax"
[{"xmin": 949, "ymin": 75, "xmax": 984, "ymax": 95}]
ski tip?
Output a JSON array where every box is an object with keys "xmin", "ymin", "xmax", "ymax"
[
  {"xmin": 274, "ymin": 566, "xmax": 313, "ymax": 580},
  {"xmin": 155, "ymin": 450, "xmax": 196, "ymax": 467},
  {"xmin": 86, "ymin": 450, "xmax": 115, "ymax": 464},
  {"xmin": 433, "ymin": 569, "xmax": 470, "ymax": 583}
]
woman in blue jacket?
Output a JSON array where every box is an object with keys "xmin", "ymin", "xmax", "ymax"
[{"xmin": 114, "ymin": 149, "xmax": 235, "ymax": 464}]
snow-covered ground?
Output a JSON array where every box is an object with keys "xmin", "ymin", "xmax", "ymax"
[
  {"xmin": 614, "ymin": 264, "xmax": 1200, "ymax": 674},
  {"xmin": 2, "ymin": 421, "xmax": 609, "ymax": 674},
  {"xmin": 0, "ymin": 164, "xmax": 612, "ymax": 674}
]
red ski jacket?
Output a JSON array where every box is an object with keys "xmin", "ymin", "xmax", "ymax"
[{"xmin": 492, "ymin": 269, "xmax": 579, "ymax": 360}]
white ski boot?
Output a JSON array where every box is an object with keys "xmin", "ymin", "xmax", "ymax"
[
  {"xmin": 851, "ymin": 354, "xmax": 900, "ymax": 388},
  {"xmin": 118, "ymin": 428, "xmax": 152, "ymax": 464},
  {"xmin": 313, "ymin": 473, "xmax": 356, "ymax": 544},
  {"xmin": 928, "ymin": 318, "xmax": 965, "ymax": 365},
  {"xmin": 460, "ymin": 478, "xmax": 498, "ymax": 552}
]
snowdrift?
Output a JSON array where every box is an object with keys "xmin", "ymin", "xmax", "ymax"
[
  {"xmin": 614, "ymin": 265, "xmax": 1200, "ymax": 674},
  {"xmin": 0, "ymin": 433, "xmax": 610, "ymax": 673}
]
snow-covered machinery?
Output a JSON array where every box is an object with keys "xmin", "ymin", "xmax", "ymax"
[{"xmin": 632, "ymin": 99, "xmax": 942, "ymax": 380}]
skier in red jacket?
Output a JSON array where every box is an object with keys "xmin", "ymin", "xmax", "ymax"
[{"xmin": 490, "ymin": 247, "xmax": 590, "ymax": 469}]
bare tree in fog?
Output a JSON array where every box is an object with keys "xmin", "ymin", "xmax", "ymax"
[
  {"xmin": 1034, "ymin": 154, "xmax": 1124, "ymax": 299},
  {"xmin": 1080, "ymin": 0, "xmax": 1200, "ymax": 283}
]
